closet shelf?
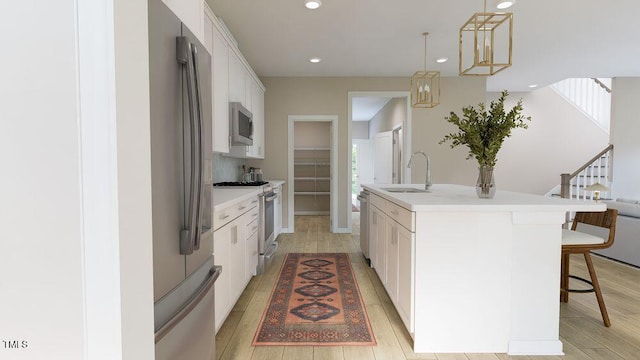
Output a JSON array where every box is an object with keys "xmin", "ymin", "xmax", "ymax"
[
  {"xmin": 294, "ymin": 177, "xmax": 330, "ymax": 181},
  {"xmin": 294, "ymin": 147, "xmax": 331, "ymax": 214}
]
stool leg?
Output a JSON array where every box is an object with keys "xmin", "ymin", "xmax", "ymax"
[
  {"xmin": 584, "ymin": 252, "xmax": 611, "ymax": 327},
  {"xmin": 561, "ymin": 253, "xmax": 570, "ymax": 303}
]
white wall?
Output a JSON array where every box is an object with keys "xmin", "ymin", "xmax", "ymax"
[
  {"xmin": 611, "ymin": 77, "xmax": 640, "ymax": 199},
  {"xmin": 352, "ymin": 122, "xmax": 369, "ymax": 140},
  {"xmin": 1, "ymin": 1, "xmax": 85, "ymax": 358},
  {"xmin": 409, "ymin": 77, "xmax": 487, "ymax": 187},
  {"xmin": 114, "ymin": 0, "xmax": 155, "ymax": 358},
  {"xmin": 294, "ymin": 121, "xmax": 331, "ymax": 148},
  {"xmin": 368, "ymin": 97, "xmax": 407, "ymax": 137},
  {"xmin": 0, "ymin": 1, "xmax": 154, "ymax": 359},
  {"xmin": 487, "ymin": 87, "xmax": 609, "ymax": 195}
]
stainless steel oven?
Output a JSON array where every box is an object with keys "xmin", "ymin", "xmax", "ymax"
[{"xmin": 257, "ymin": 189, "xmax": 277, "ymax": 274}]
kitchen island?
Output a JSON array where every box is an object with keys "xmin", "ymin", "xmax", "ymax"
[{"xmin": 362, "ymin": 184, "xmax": 606, "ymax": 355}]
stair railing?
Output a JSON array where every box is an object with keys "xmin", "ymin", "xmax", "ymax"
[{"xmin": 560, "ymin": 144, "xmax": 614, "ymax": 201}]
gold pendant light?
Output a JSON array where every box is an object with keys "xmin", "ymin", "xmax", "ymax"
[
  {"xmin": 411, "ymin": 32, "xmax": 440, "ymax": 108},
  {"xmin": 459, "ymin": 0, "xmax": 513, "ymax": 76}
]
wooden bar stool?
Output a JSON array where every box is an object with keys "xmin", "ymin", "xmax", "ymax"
[{"xmin": 561, "ymin": 209, "xmax": 618, "ymax": 327}]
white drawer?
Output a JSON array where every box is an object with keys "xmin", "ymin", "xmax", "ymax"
[
  {"xmin": 371, "ymin": 194, "xmax": 386, "ymax": 209},
  {"xmin": 247, "ymin": 204, "xmax": 259, "ymax": 223},
  {"xmin": 247, "ymin": 196, "xmax": 260, "ymax": 210},
  {"xmin": 214, "ymin": 196, "xmax": 259, "ymax": 231},
  {"xmin": 386, "ymin": 201, "xmax": 414, "ymax": 231},
  {"xmin": 246, "ymin": 218, "xmax": 259, "ymax": 237}
]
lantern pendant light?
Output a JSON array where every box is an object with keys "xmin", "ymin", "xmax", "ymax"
[
  {"xmin": 459, "ymin": 0, "xmax": 513, "ymax": 76},
  {"xmin": 411, "ymin": 32, "xmax": 440, "ymax": 108}
]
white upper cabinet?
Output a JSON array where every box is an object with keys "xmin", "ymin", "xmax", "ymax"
[
  {"xmin": 248, "ymin": 82, "xmax": 264, "ymax": 159},
  {"xmin": 244, "ymin": 72, "xmax": 253, "ymax": 111},
  {"xmin": 203, "ymin": 9, "xmax": 213, "ymax": 54},
  {"xmin": 203, "ymin": 2, "xmax": 266, "ymax": 158},
  {"xmin": 228, "ymin": 51, "xmax": 246, "ymax": 105},
  {"xmin": 208, "ymin": 12, "xmax": 230, "ymax": 153},
  {"xmin": 162, "ymin": 0, "xmax": 204, "ymax": 43}
]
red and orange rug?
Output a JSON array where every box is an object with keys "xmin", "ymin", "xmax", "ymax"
[{"xmin": 252, "ymin": 253, "xmax": 376, "ymax": 346}]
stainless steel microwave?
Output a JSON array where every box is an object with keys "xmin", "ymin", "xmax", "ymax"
[{"xmin": 230, "ymin": 102, "xmax": 253, "ymax": 145}]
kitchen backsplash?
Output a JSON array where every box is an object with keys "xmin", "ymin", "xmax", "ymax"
[{"xmin": 213, "ymin": 153, "xmax": 244, "ymax": 182}]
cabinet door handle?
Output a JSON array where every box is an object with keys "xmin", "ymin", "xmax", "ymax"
[
  {"xmin": 390, "ymin": 210, "xmax": 399, "ymax": 216},
  {"xmin": 252, "ymin": 226, "xmax": 258, "ymax": 231},
  {"xmin": 232, "ymin": 226, "xmax": 238, "ymax": 244},
  {"xmin": 220, "ymin": 214, "xmax": 230, "ymax": 220},
  {"xmin": 239, "ymin": 206, "xmax": 246, "ymax": 211}
]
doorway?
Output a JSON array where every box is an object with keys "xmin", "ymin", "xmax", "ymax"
[
  {"xmin": 352, "ymin": 139, "xmax": 374, "ymax": 210},
  {"xmin": 287, "ymin": 115, "xmax": 338, "ymax": 233},
  {"xmin": 347, "ymin": 91, "xmax": 412, "ymax": 232}
]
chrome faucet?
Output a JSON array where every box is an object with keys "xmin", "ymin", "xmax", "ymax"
[{"xmin": 407, "ymin": 151, "xmax": 431, "ymax": 190}]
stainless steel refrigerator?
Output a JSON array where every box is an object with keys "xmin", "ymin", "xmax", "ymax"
[{"xmin": 149, "ymin": 1, "xmax": 220, "ymax": 359}]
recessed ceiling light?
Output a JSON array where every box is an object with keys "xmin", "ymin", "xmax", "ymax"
[
  {"xmin": 309, "ymin": 57, "xmax": 322, "ymax": 63},
  {"xmin": 436, "ymin": 57, "xmax": 448, "ymax": 63},
  {"xmin": 528, "ymin": 84, "xmax": 538, "ymax": 88},
  {"xmin": 304, "ymin": 0, "xmax": 322, "ymax": 9},
  {"xmin": 496, "ymin": 0, "xmax": 515, "ymax": 9}
]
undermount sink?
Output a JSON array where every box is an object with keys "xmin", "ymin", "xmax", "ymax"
[{"xmin": 381, "ymin": 187, "xmax": 429, "ymax": 193}]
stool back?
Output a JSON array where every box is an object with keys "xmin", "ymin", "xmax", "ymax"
[{"xmin": 570, "ymin": 209, "xmax": 618, "ymax": 250}]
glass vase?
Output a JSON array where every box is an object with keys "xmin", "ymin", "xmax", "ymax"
[{"xmin": 476, "ymin": 165, "xmax": 496, "ymax": 199}]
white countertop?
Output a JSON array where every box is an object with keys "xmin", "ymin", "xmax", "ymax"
[
  {"xmin": 267, "ymin": 179, "xmax": 285, "ymax": 187},
  {"xmin": 362, "ymin": 183, "xmax": 607, "ymax": 213},
  {"xmin": 213, "ymin": 188, "xmax": 262, "ymax": 212},
  {"xmin": 212, "ymin": 180, "xmax": 284, "ymax": 212}
]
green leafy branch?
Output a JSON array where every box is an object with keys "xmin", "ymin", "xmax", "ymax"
[{"xmin": 439, "ymin": 90, "xmax": 531, "ymax": 167}]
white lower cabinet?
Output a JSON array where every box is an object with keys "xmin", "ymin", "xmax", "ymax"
[
  {"xmin": 370, "ymin": 203, "xmax": 387, "ymax": 285},
  {"xmin": 229, "ymin": 218, "xmax": 246, "ymax": 304},
  {"xmin": 213, "ymin": 196, "xmax": 258, "ymax": 332},
  {"xmin": 385, "ymin": 217, "xmax": 399, "ymax": 303},
  {"xmin": 368, "ymin": 193, "xmax": 415, "ymax": 334},
  {"xmin": 396, "ymin": 221, "xmax": 414, "ymax": 332},
  {"xmin": 213, "ymin": 220, "xmax": 231, "ymax": 332},
  {"xmin": 245, "ymin": 205, "xmax": 259, "ymax": 278},
  {"xmin": 368, "ymin": 202, "xmax": 377, "ymax": 270}
]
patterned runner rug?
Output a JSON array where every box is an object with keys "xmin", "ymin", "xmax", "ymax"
[{"xmin": 252, "ymin": 252, "xmax": 376, "ymax": 346}]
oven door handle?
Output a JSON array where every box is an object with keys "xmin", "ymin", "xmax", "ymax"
[{"xmin": 264, "ymin": 242, "xmax": 278, "ymax": 259}]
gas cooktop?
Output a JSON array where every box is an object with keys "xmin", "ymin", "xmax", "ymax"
[{"xmin": 213, "ymin": 181, "xmax": 269, "ymax": 187}]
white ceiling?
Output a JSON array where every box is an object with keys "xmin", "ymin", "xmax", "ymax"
[{"xmin": 206, "ymin": 0, "xmax": 640, "ymax": 92}]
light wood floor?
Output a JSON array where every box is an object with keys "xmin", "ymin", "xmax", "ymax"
[{"xmin": 215, "ymin": 215, "xmax": 640, "ymax": 360}]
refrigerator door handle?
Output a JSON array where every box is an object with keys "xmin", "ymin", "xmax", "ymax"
[
  {"xmin": 191, "ymin": 43, "xmax": 205, "ymax": 251},
  {"xmin": 177, "ymin": 36, "xmax": 200, "ymax": 255},
  {"xmin": 154, "ymin": 265, "xmax": 222, "ymax": 343}
]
